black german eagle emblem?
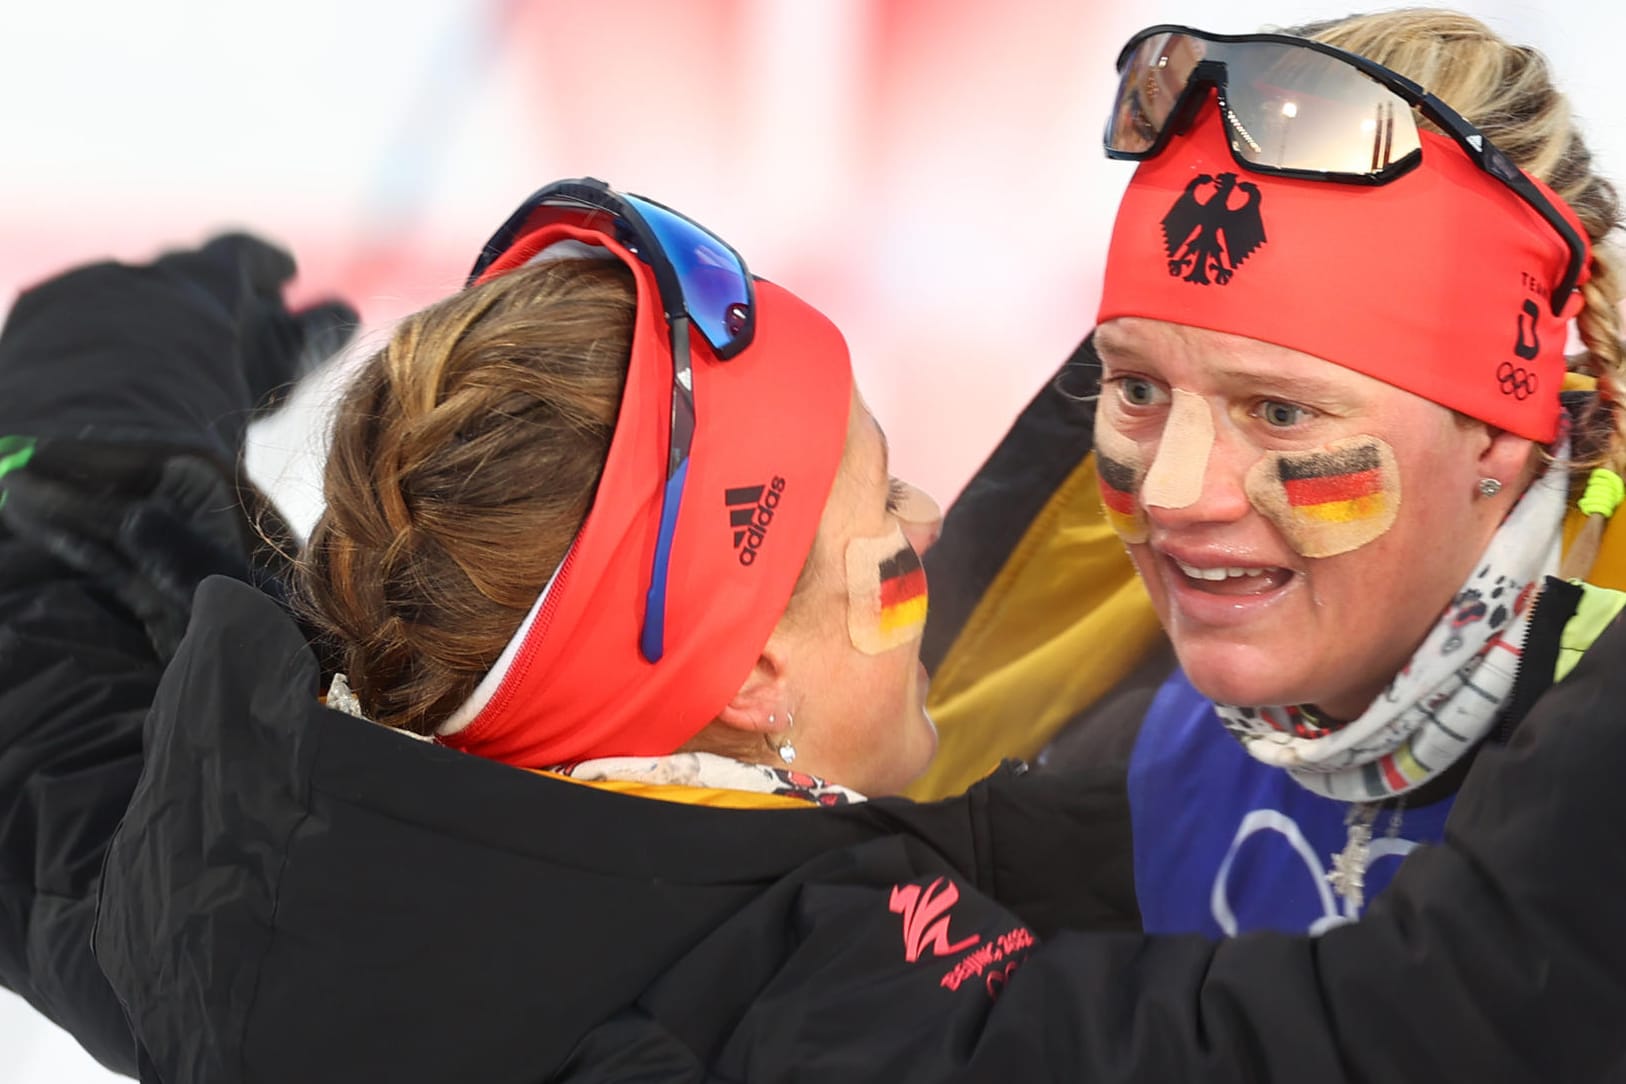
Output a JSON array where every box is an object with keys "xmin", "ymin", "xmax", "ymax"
[{"xmin": 1160, "ymin": 172, "xmax": 1267, "ymax": 286}]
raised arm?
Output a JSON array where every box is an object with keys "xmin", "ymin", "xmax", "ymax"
[{"xmin": 0, "ymin": 238, "xmax": 352, "ymax": 1073}]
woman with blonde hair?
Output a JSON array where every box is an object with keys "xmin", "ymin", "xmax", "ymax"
[
  {"xmin": 627, "ymin": 12, "xmax": 1623, "ymax": 1079},
  {"xmin": 920, "ymin": 6, "xmax": 1626, "ymax": 938}
]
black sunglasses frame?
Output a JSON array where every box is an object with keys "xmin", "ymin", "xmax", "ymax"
[
  {"xmin": 1108, "ymin": 25, "xmax": 1586, "ymax": 316},
  {"xmin": 467, "ymin": 178, "xmax": 756, "ymax": 663}
]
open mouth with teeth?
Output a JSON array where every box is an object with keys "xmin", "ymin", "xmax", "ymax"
[{"xmin": 1170, "ymin": 556, "xmax": 1293, "ymax": 595}]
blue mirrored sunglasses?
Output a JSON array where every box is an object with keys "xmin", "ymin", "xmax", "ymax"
[{"xmin": 468, "ymin": 177, "xmax": 756, "ymax": 662}]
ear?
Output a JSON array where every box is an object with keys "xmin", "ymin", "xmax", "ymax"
[
  {"xmin": 713, "ymin": 634, "xmax": 793, "ymax": 737},
  {"xmin": 1476, "ymin": 426, "xmax": 1540, "ymax": 490}
]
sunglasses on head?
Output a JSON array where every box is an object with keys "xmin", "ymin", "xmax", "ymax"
[
  {"xmin": 1105, "ymin": 24, "xmax": 1585, "ymax": 315},
  {"xmin": 468, "ymin": 177, "xmax": 756, "ymax": 663}
]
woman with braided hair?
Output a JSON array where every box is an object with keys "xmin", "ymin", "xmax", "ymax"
[
  {"xmin": 297, "ymin": 240, "xmax": 942, "ymax": 802},
  {"xmin": 0, "ymin": 178, "xmax": 1157, "ymax": 1081}
]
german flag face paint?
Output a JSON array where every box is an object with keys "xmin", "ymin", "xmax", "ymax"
[
  {"xmin": 846, "ymin": 524, "xmax": 929, "ymax": 654},
  {"xmin": 1094, "ymin": 415, "xmax": 1149, "ymax": 544},
  {"xmin": 1244, "ymin": 436, "xmax": 1401, "ymax": 558}
]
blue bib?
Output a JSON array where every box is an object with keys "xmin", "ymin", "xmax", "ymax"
[{"xmin": 1127, "ymin": 669, "xmax": 1455, "ymax": 936}]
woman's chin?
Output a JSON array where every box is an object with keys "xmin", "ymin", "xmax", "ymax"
[
  {"xmin": 872, "ymin": 710, "xmax": 938, "ymax": 796},
  {"xmin": 1178, "ymin": 645, "xmax": 1309, "ymax": 708}
]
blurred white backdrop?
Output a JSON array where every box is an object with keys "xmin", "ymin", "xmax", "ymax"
[{"xmin": 2, "ymin": 1, "xmax": 1622, "ymax": 1077}]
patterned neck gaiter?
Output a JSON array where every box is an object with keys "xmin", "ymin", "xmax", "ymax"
[{"xmin": 1213, "ymin": 452, "xmax": 1568, "ymax": 801}]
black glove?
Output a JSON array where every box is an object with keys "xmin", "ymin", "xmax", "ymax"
[
  {"xmin": 0, "ymin": 449, "xmax": 254, "ymax": 659},
  {"xmin": 0, "ymin": 232, "xmax": 357, "ymax": 465}
]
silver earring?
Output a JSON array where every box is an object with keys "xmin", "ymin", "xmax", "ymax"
[
  {"xmin": 1478, "ymin": 477, "xmax": 1504, "ymax": 498},
  {"xmin": 776, "ymin": 710, "xmax": 797, "ymax": 765}
]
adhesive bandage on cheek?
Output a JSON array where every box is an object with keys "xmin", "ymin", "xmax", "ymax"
[
  {"xmin": 845, "ymin": 524, "xmax": 928, "ymax": 654},
  {"xmin": 1244, "ymin": 435, "xmax": 1401, "ymax": 558},
  {"xmin": 1094, "ymin": 415, "xmax": 1149, "ymax": 544},
  {"xmin": 1141, "ymin": 389, "xmax": 1215, "ymax": 509}
]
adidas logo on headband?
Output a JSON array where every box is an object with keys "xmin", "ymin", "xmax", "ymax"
[{"xmin": 725, "ymin": 478, "xmax": 787, "ymax": 566}]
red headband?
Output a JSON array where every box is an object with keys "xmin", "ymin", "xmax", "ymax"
[
  {"xmin": 436, "ymin": 218, "xmax": 853, "ymax": 767},
  {"xmin": 1097, "ymin": 94, "xmax": 1590, "ymax": 442}
]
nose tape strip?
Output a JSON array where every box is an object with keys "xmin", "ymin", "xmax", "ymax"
[
  {"xmin": 1142, "ymin": 389, "xmax": 1214, "ymax": 509},
  {"xmin": 1244, "ymin": 436, "xmax": 1401, "ymax": 558}
]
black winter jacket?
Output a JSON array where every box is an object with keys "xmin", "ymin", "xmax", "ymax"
[
  {"xmin": 91, "ymin": 576, "xmax": 1138, "ymax": 1081},
  {"xmin": 13, "ymin": 551, "xmax": 1626, "ymax": 1083},
  {"xmin": 4, "ymin": 252, "xmax": 1626, "ymax": 1082}
]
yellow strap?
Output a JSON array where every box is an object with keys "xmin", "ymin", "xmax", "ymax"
[
  {"xmin": 909, "ymin": 453, "xmax": 1161, "ymax": 799},
  {"xmin": 530, "ymin": 770, "xmax": 814, "ymax": 809}
]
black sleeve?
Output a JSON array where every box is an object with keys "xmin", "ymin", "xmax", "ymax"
[
  {"xmin": 968, "ymin": 607, "xmax": 1625, "ymax": 1082},
  {"xmin": 0, "ymin": 521, "xmax": 147, "ymax": 1075},
  {"xmin": 0, "ymin": 445, "xmax": 270, "ymax": 1077},
  {"xmin": 569, "ymin": 612, "xmax": 1626, "ymax": 1083},
  {"xmin": 0, "ymin": 234, "xmax": 342, "ymax": 1077}
]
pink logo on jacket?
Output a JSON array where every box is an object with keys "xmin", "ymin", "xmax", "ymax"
[{"xmin": 889, "ymin": 877, "xmax": 980, "ymax": 962}]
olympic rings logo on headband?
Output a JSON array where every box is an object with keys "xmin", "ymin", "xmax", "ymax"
[{"xmin": 1497, "ymin": 361, "xmax": 1538, "ymax": 400}]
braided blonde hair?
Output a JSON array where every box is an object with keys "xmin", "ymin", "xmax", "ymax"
[
  {"xmin": 1287, "ymin": 9, "xmax": 1626, "ymax": 577},
  {"xmin": 299, "ymin": 260, "xmax": 635, "ymax": 733}
]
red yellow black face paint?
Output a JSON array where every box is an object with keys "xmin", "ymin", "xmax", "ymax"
[
  {"xmin": 846, "ymin": 525, "xmax": 928, "ymax": 654},
  {"xmin": 1244, "ymin": 436, "xmax": 1401, "ymax": 558},
  {"xmin": 1093, "ymin": 415, "xmax": 1149, "ymax": 544}
]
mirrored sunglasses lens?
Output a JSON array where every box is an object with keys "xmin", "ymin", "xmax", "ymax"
[
  {"xmin": 625, "ymin": 195, "xmax": 753, "ymax": 353},
  {"xmin": 1218, "ymin": 42, "xmax": 1421, "ymax": 173},
  {"xmin": 1108, "ymin": 32, "xmax": 1206, "ymax": 153}
]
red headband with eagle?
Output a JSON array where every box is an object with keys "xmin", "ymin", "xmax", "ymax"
[{"xmin": 1098, "ymin": 93, "xmax": 1589, "ymax": 442}]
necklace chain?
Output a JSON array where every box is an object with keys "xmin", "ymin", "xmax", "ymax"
[{"xmin": 1327, "ymin": 798, "xmax": 1406, "ymax": 912}]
